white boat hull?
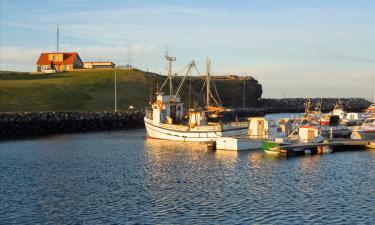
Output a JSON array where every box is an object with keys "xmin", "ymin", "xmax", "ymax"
[
  {"xmin": 351, "ymin": 129, "xmax": 375, "ymax": 140},
  {"xmin": 215, "ymin": 137, "xmax": 262, "ymax": 151},
  {"xmin": 144, "ymin": 117, "xmax": 248, "ymax": 142}
]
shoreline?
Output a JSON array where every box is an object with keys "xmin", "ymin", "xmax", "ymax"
[
  {"xmin": 0, "ymin": 111, "xmax": 145, "ymax": 140},
  {"xmin": 0, "ymin": 100, "xmax": 370, "ymax": 140}
]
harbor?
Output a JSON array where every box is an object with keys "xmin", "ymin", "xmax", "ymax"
[{"xmin": 1, "ymin": 0, "xmax": 375, "ymax": 224}]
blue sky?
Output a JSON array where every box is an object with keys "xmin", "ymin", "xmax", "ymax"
[{"xmin": 0, "ymin": 0, "xmax": 374, "ymax": 98}]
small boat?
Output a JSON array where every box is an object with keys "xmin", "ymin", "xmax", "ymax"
[
  {"xmin": 331, "ymin": 100, "xmax": 346, "ymax": 120},
  {"xmin": 215, "ymin": 117, "xmax": 278, "ymax": 151},
  {"xmin": 318, "ymin": 115, "xmax": 351, "ymax": 138},
  {"xmin": 362, "ymin": 104, "xmax": 375, "ymax": 119},
  {"xmin": 351, "ymin": 117, "xmax": 375, "ymax": 140},
  {"xmin": 216, "ymin": 137, "xmax": 263, "ymax": 151},
  {"xmin": 262, "ymin": 141, "xmax": 283, "ymax": 154}
]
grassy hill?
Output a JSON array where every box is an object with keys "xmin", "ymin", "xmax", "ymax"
[{"xmin": 0, "ymin": 69, "xmax": 262, "ymax": 112}]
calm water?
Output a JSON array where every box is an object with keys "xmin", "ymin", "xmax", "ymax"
[{"xmin": 1, "ymin": 129, "xmax": 375, "ymax": 224}]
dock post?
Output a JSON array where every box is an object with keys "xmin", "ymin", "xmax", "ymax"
[
  {"xmin": 330, "ymin": 127, "xmax": 333, "ymax": 139},
  {"xmin": 207, "ymin": 141, "xmax": 216, "ymax": 151}
]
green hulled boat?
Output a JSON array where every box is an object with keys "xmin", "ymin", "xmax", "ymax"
[{"xmin": 262, "ymin": 141, "xmax": 282, "ymax": 154}]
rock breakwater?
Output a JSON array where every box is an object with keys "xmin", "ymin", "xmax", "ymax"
[
  {"xmin": 259, "ymin": 98, "xmax": 371, "ymax": 113},
  {"xmin": 0, "ymin": 111, "xmax": 145, "ymax": 139}
]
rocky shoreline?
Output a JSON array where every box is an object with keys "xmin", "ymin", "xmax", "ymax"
[
  {"xmin": 259, "ymin": 98, "xmax": 371, "ymax": 113},
  {"xmin": 0, "ymin": 111, "xmax": 145, "ymax": 140},
  {"xmin": 0, "ymin": 98, "xmax": 371, "ymax": 139}
]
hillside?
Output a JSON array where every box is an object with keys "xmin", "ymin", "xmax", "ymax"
[{"xmin": 0, "ymin": 69, "xmax": 262, "ymax": 112}]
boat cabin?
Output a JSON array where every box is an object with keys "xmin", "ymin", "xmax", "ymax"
[
  {"xmin": 151, "ymin": 93, "xmax": 184, "ymax": 125},
  {"xmin": 248, "ymin": 117, "xmax": 270, "ymax": 139},
  {"xmin": 299, "ymin": 125, "xmax": 319, "ymax": 143}
]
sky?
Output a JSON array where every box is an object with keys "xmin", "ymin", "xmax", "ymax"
[{"xmin": 0, "ymin": 0, "xmax": 374, "ymax": 98}]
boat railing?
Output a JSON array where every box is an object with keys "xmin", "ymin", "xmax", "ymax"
[{"xmin": 222, "ymin": 121, "xmax": 249, "ymax": 128}]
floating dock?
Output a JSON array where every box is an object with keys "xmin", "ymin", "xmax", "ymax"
[{"xmin": 262, "ymin": 139, "xmax": 375, "ymax": 156}]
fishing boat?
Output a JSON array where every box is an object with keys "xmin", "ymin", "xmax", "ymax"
[
  {"xmin": 362, "ymin": 104, "xmax": 375, "ymax": 119},
  {"xmin": 351, "ymin": 117, "xmax": 375, "ymax": 140},
  {"xmin": 144, "ymin": 55, "xmax": 249, "ymax": 142},
  {"xmin": 331, "ymin": 100, "xmax": 346, "ymax": 119}
]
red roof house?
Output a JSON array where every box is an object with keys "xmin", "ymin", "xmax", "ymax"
[{"xmin": 36, "ymin": 52, "xmax": 84, "ymax": 72}]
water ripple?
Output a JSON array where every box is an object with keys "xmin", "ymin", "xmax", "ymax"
[{"xmin": 0, "ymin": 130, "xmax": 374, "ymax": 224}]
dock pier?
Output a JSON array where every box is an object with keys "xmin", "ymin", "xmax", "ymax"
[{"xmin": 264, "ymin": 139, "xmax": 375, "ymax": 157}]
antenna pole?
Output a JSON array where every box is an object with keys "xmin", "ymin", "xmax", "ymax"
[
  {"xmin": 169, "ymin": 58, "xmax": 172, "ymax": 96},
  {"xmin": 128, "ymin": 42, "xmax": 132, "ymax": 69},
  {"xmin": 206, "ymin": 58, "xmax": 211, "ymax": 107},
  {"xmin": 114, "ymin": 68, "xmax": 117, "ymax": 112},
  {"xmin": 56, "ymin": 24, "xmax": 59, "ymax": 53},
  {"xmin": 243, "ymin": 79, "xmax": 246, "ymax": 108},
  {"xmin": 165, "ymin": 51, "xmax": 176, "ymax": 97}
]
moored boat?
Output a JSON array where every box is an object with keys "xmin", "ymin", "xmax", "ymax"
[
  {"xmin": 351, "ymin": 117, "xmax": 375, "ymax": 140},
  {"xmin": 144, "ymin": 55, "xmax": 249, "ymax": 142}
]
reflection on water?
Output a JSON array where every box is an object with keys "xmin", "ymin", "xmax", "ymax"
[
  {"xmin": 214, "ymin": 150, "xmax": 238, "ymax": 167},
  {"xmin": 0, "ymin": 129, "xmax": 374, "ymax": 224}
]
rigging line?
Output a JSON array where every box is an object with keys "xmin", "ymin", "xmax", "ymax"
[
  {"xmin": 211, "ymin": 79, "xmax": 222, "ymax": 106},
  {"xmin": 189, "ymin": 70, "xmax": 192, "ymax": 109},
  {"xmin": 159, "ymin": 61, "xmax": 190, "ymax": 93},
  {"xmin": 193, "ymin": 64, "xmax": 202, "ymax": 76},
  {"xmin": 173, "ymin": 61, "xmax": 195, "ymax": 98},
  {"xmin": 209, "ymin": 91, "xmax": 220, "ymax": 107},
  {"xmin": 174, "ymin": 63, "xmax": 191, "ymax": 76},
  {"xmin": 159, "ymin": 77, "xmax": 169, "ymax": 93},
  {"xmin": 198, "ymin": 79, "xmax": 207, "ymax": 107}
]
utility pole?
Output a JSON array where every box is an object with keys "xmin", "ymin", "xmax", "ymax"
[
  {"xmin": 128, "ymin": 42, "xmax": 132, "ymax": 69},
  {"xmin": 114, "ymin": 68, "xmax": 117, "ymax": 112}
]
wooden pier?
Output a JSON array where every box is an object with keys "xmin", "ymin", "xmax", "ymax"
[{"xmin": 265, "ymin": 139, "xmax": 375, "ymax": 156}]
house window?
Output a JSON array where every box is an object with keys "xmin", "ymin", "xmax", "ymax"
[{"xmin": 53, "ymin": 55, "xmax": 58, "ymax": 60}]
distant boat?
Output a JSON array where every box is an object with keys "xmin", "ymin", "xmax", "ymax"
[
  {"xmin": 144, "ymin": 55, "xmax": 248, "ymax": 142},
  {"xmin": 351, "ymin": 117, "xmax": 375, "ymax": 140}
]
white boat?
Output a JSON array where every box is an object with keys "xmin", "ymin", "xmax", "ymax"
[
  {"xmin": 351, "ymin": 117, "xmax": 375, "ymax": 140},
  {"xmin": 215, "ymin": 137, "xmax": 262, "ymax": 151},
  {"xmin": 331, "ymin": 100, "xmax": 346, "ymax": 119},
  {"xmin": 215, "ymin": 117, "xmax": 278, "ymax": 150},
  {"xmin": 362, "ymin": 104, "xmax": 375, "ymax": 119},
  {"xmin": 144, "ymin": 56, "xmax": 249, "ymax": 142}
]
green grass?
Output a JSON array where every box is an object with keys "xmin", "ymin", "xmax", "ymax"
[{"xmin": 0, "ymin": 69, "xmax": 262, "ymax": 112}]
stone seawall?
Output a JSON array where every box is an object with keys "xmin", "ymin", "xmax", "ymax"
[
  {"xmin": 0, "ymin": 97, "xmax": 371, "ymax": 139},
  {"xmin": 259, "ymin": 98, "xmax": 371, "ymax": 113},
  {"xmin": 0, "ymin": 111, "xmax": 145, "ymax": 139}
]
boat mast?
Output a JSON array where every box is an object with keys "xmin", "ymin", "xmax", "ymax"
[
  {"xmin": 206, "ymin": 58, "xmax": 211, "ymax": 107},
  {"xmin": 165, "ymin": 54, "xmax": 176, "ymax": 96}
]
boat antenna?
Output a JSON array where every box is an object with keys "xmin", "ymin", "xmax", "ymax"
[
  {"xmin": 206, "ymin": 58, "xmax": 211, "ymax": 107},
  {"xmin": 243, "ymin": 78, "xmax": 246, "ymax": 108},
  {"xmin": 165, "ymin": 52, "xmax": 176, "ymax": 97}
]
